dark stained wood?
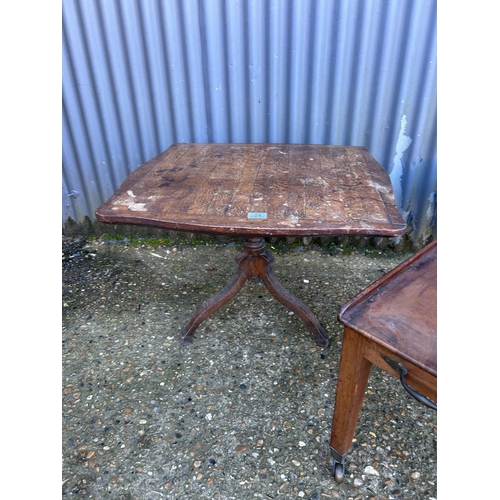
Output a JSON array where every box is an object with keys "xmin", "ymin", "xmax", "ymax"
[
  {"xmin": 338, "ymin": 240, "xmax": 437, "ymax": 374},
  {"xmin": 95, "ymin": 143, "xmax": 406, "ymax": 237},
  {"xmin": 329, "ymin": 241, "xmax": 437, "ymax": 462},
  {"xmin": 329, "ymin": 326, "xmax": 374, "ymax": 458}
]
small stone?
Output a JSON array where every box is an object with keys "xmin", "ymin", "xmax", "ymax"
[
  {"xmin": 363, "ymin": 465, "xmax": 379, "ymax": 476},
  {"xmin": 205, "ymin": 413, "xmax": 212, "ymax": 420},
  {"xmin": 236, "ymin": 445, "xmax": 246, "ymax": 453},
  {"xmin": 298, "ymin": 441, "xmax": 306, "ymax": 447},
  {"xmin": 86, "ymin": 451, "xmax": 95, "ymax": 459},
  {"xmin": 292, "ymin": 460, "xmax": 300, "ymax": 466},
  {"xmin": 139, "ymin": 419, "xmax": 147, "ymax": 424},
  {"xmin": 194, "ymin": 461, "xmax": 202, "ymax": 467},
  {"xmin": 354, "ymin": 478, "xmax": 363, "ymax": 487},
  {"xmin": 411, "ymin": 471, "xmax": 421, "ymax": 479}
]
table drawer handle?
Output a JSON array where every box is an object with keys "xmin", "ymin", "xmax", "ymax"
[{"xmin": 381, "ymin": 355, "xmax": 437, "ymax": 411}]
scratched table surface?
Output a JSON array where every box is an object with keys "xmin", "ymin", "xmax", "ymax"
[{"xmin": 96, "ymin": 143, "xmax": 406, "ymax": 237}]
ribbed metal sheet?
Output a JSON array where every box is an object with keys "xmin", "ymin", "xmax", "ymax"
[{"xmin": 63, "ymin": 0, "xmax": 436, "ymax": 245}]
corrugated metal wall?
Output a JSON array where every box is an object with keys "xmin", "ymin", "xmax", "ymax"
[{"xmin": 62, "ymin": 0, "xmax": 436, "ymax": 246}]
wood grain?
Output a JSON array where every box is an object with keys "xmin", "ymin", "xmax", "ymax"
[
  {"xmin": 338, "ymin": 240, "xmax": 437, "ymax": 375},
  {"xmin": 330, "ymin": 241, "xmax": 437, "ymax": 461},
  {"xmin": 96, "ymin": 143, "xmax": 406, "ymax": 237}
]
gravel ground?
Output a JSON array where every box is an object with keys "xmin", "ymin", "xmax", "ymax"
[{"xmin": 62, "ymin": 236, "xmax": 437, "ymax": 499}]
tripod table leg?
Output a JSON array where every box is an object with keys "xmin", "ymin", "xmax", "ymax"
[{"xmin": 179, "ymin": 269, "xmax": 247, "ymax": 345}]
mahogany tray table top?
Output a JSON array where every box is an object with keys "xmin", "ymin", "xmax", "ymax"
[
  {"xmin": 329, "ymin": 240, "xmax": 437, "ymax": 481},
  {"xmin": 95, "ymin": 143, "xmax": 406, "ymax": 347}
]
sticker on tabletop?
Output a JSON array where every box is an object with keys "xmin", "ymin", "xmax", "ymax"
[{"xmin": 247, "ymin": 212, "xmax": 267, "ymax": 219}]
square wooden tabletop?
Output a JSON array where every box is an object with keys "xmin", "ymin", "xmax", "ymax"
[{"xmin": 96, "ymin": 143, "xmax": 406, "ymax": 237}]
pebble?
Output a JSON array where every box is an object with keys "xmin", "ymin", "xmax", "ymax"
[
  {"xmin": 363, "ymin": 466, "xmax": 379, "ymax": 476},
  {"xmin": 62, "ymin": 240, "xmax": 436, "ymax": 499}
]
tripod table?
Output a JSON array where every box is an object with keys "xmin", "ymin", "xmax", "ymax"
[{"xmin": 95, "ymin": 143, "xmax": 406, "ymax": 347}]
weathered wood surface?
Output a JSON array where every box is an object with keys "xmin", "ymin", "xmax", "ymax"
[
  {"xmin": 96, "ymin": 143, "xmax": 406, "ymax": 237},
  {"xmin": 338, "ymin": 240, "xmax": 437, "ymax": 375},
  {"xmin": 330, "ymin": 241, "xmax": 437, "ymax": 461}
]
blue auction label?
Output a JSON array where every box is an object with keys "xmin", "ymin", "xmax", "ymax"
[{"xmin": 248, "ymin": 212, "xmax": 267, "ymax": 219}]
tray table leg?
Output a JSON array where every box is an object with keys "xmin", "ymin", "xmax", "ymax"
[{"xmin": 329, "ymin": 326, "xmax": 372, "ymax": 480}]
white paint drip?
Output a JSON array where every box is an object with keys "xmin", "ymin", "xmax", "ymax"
[
  {"xmin": 427, "ymin": 191, "xmax": 436, "ymax": 221},
  {"xmin": 129, "ymin": 203, "xmax": 147, "ymax": 211},
  {"xmin": 298, "ymin": 177, "xmax": 330, "ymax": 188},
  {"xmin": 390, "ymin": 114, "xmax": 412, "ymax": 208}
]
